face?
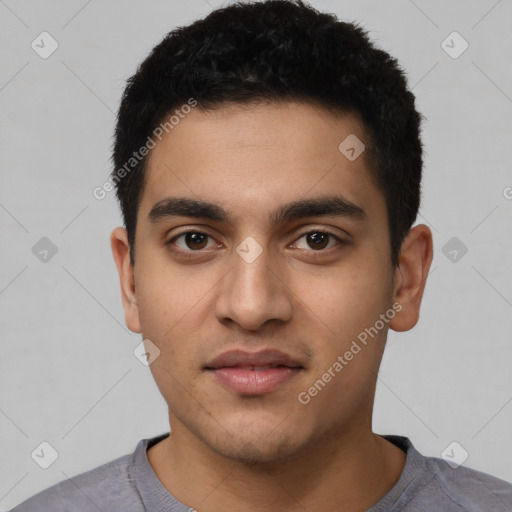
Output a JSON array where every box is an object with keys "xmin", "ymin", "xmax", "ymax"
[{"xmin": 112, "ymin": 101, "xmax": 431, "ymax": 464}]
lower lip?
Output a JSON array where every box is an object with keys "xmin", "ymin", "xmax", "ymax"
[{"xmin": 208, "ymin": 367, "xmax": 302, "ymax": 395}]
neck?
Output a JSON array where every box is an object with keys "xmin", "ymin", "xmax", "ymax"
[{"xmin": 147, "ymin": 418, "xmax": 406, "ymax": 512}]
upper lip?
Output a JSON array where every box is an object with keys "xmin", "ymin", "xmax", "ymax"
[{"xmin": 204, "ymin": 349, "xmax": 304, "ymax": 369}]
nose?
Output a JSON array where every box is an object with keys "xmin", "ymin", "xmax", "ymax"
[{"xmin": 214, "ymin": 241, "xmax": 293, "ymax": 331}]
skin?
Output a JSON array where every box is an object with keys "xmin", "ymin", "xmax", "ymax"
[{"xmin": 111, "ymin": 101, "xmax": 433, "ymax": 512}]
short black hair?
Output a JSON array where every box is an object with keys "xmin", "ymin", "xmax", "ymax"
[{"xmin": 112, "ymin": 0, "xmax": 423, "ymax": 267}]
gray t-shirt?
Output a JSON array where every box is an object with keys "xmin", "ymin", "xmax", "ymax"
[{"xmin": 10, "ymin": 433, "xmax": 512, "ymax": 511}]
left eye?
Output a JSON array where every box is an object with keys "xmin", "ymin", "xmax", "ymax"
[{"xmin": 293, "ymin": 231, "xmax": 341, "ymax": 251}]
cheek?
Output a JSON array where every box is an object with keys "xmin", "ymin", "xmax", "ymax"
[
  {"xmin": 300, "ymin": 262, "xmax": 391, "ymax": 340},
  {"xmin": 134, "ymin": 265, "xmax": 213, "ymax": 369},
  {"xmin": 135, "ymin": 259, "xmax": 206, "ymax": 332}
]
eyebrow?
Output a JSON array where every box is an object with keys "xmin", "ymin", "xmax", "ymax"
[{"xmin": 148, "ymin": 195, "xmax": 366, "ymax": 226}]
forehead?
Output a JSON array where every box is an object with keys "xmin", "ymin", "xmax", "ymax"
[{"xmin": 139, "ymin": 101, "xmax": 383, "ymax": 224}]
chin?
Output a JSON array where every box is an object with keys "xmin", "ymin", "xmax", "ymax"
[
  {"xmin": 171, "ymin": 398, "xmax": 331, "ymax": 465},
  {"xmin": 211, "ymin": 432, "xmax": 305, "ymax": 466},
  {"xmin": 199, "ymin": 414, "xmax": 317, "ymax": 466}
]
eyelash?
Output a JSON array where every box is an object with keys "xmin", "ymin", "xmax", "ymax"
[{"xmin": 166, "ymin": 229, "xmax": 344, "ymax": 256}]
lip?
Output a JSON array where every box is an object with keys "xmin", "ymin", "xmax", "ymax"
[
  {"xmin": 204, "ymin": 349, "xmax": 304, "ymax": 395},
  {"xmin": 205, "ymin": 348, "xmax": 304, "ymax": 369}
]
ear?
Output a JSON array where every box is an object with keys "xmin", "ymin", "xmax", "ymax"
[
  {"xmin": 110, "ymin": 227, "xmax": 141, "ymax": 333},
  {"xmin": 389, "ymin": 224, "xmax": 433, "ymax": 332}
]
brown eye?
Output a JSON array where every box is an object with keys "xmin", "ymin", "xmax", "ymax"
[
  {"xmin": 170, "ymin": 232, "xmax": 215, "ymax": 251},
  {"xmin": 306, "ymin": 232, "xmax": 329, "ymax": 250},
  {"xmin": 292, "ymin": 230, "xmax": 343, "ymax": 252},
  {"xmin": 184, "ymin": 232, "xmax": 208, "ymax": 250}
]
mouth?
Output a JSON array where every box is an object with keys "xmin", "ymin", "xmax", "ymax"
[{"xmin": 204, "ymin": 349, "xmax": 305, "ymax": 395}]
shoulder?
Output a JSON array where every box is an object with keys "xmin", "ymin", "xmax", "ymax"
[
  {"xmin": 423, "ymin": 456, "xmax": 512, "ymax": 511},
  {"xmin": 378, "ymin": 436, "xmax": 512, "ymax": 512},
  {"xmin": 9, "ymin": 452, "xmax": 143, "ymax": 512}
]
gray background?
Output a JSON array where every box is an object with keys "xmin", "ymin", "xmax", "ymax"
[{"xmin": 1, "ymin": 0, "xmax": 511, "ymax": 509}]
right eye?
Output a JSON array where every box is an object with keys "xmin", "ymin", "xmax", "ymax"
[{"xmin": 167, "ymin": 231, "xmax": 219, "ymax": 252}]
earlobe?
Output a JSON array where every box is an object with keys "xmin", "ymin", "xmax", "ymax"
[
  {"xmin": 389, "ymin": 224, "xmax": 433, "ymax": 333},
  {"xmin": 110, "ymin": 227, "xmax": 142, "ymax": 333}
]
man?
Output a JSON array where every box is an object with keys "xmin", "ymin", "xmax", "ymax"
[{"xmin": 12, "ymin": 0, "xmax": 512, "ymax": 510}]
